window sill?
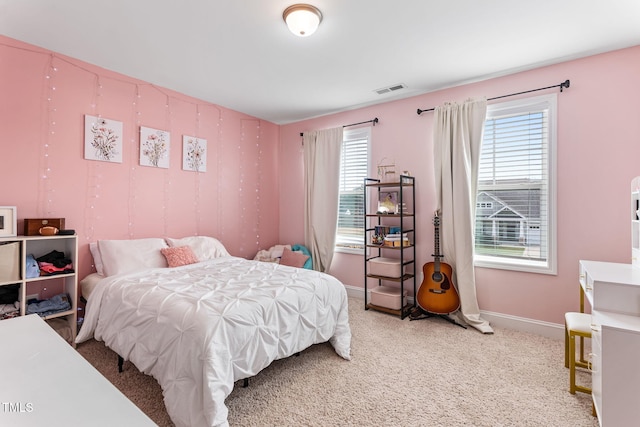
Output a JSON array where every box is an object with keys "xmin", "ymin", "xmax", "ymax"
[
  {"xmin": 335, "ymin": 246, "xmax": 363, "ymax": 255},
  {"xmin": 474, "ymin": 255, "xmax": 556, "ymax": 275}
]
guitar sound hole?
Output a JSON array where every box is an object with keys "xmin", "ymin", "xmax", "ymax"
[{"xmin": 432, "ymin": 272, "xmax": 451, "ymax": 290}]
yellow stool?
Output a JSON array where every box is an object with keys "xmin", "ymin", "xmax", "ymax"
[{"xmin": 564, "ymin": 311, "xmax": 592, "ymax": 394}]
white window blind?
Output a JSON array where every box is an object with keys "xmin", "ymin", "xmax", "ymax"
[
  {"xmin": 336, "ymin": 127, "xmax": 370, "ymax": 252},
  {"xmin": 475, "ymin": 94, "xmax": 557, "ymax": 274}
]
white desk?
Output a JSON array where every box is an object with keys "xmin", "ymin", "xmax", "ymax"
[
  {"xmin": 579, "ymin": 260, "xmax": 640, "ymax": 427},
  {"xmin": 0, "ymin": 314, "xmax": 156, "ymax": 426},
  {"xmin": 579, "ymin": 260, "xmax": 640, "ymax": 315}
]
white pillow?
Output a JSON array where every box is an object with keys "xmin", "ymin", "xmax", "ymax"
[
  {"xmin": 98, "ymin": 238, "xmax": 168, "ymax": 277},
  {"xmin": 89, "ymin": 242, "xmax": 105, "ymax": 276},
  {"xmin": 165, "ymin": 236, "xmax": 229, "ymax": 261}
]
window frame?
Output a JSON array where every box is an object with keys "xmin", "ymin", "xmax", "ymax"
[
  {"xmin": 335, "ymin": 127, "xmax": 371, "ymax": 255},
  {"xmin": 474, "ymin": 94, "xmax": 558, "ymax": 275}
]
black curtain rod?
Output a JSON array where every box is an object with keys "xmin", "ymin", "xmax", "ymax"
[
  {"xmin": 344, "ymin": 117, "xmax": 379, "ymax": 128},
  {"xmin": 300, "ymin": 117, "xmax": 378, "ymax": 136},
  {"xmin": 416, "ymin": 79, "xmax": 570, "ymax": 115}
]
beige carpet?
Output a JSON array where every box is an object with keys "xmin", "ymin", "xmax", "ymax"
[{"xmin": 76, "ymin": 298, "xmax": 597, "ymax": 426}]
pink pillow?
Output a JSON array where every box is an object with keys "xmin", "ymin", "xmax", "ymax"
[
  {"xmin": 161, "ymin": 246, "xmax": 199, "ymax": 268},
  {"xmin": 279, "ymin": 247, "xmax": 310, "ymax": 268}
]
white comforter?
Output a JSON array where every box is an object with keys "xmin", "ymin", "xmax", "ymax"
[{"xmin": 76, "ymin": 256, "xmax": 352, "ymax": 427}]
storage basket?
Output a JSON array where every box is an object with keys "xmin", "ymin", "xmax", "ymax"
[
  {"xmin": 370, "ymin": 286, "xmax": 407, "ymax": 310},
  {"xmin": 367, "ymin": 257, "xmax": 404, "ymax": 278},
  {"xmin": 0, "ymin": 242, "xmax": 21, "ymax": 282}
]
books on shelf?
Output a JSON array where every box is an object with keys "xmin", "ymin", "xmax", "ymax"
[
  {"xmin": 371, "ymin": 225, "xmax": 389, "ymax": 245},
  {"xmin": 375, "ymin": 225, "xmax": 390, "ymax": 236},
  {"xmin": 383, "ymin": 233, "xmax": 410, "ymax": 247},
  {"xmin": 385, "ymin": 233, "xmax": 407, "ymax": 238}
]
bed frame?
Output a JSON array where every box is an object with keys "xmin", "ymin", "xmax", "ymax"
[{"xmin": 116, "ymin": 353, "xmax": 300, "ymax": 388}]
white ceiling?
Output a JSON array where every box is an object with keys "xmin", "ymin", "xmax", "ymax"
[{"xmin": 1, "ymin": 0, "xmax": 640, "ymax": 124}]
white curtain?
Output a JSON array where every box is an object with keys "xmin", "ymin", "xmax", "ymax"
[
  {"xmin": 433, "ymin": 98, "xmax": 493, "ymax": 334},
  {"xmin": 303, "ymin": 127, "xmax": 343, "ymax": 272}
]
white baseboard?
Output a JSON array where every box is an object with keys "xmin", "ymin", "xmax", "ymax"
[
  {"xmin": 479, "ymin": 310, "xmax": 564, "ymax": 340},
  {"xmin": 344, "ymin": 284, "xmax": 564, "ymax": 341}
]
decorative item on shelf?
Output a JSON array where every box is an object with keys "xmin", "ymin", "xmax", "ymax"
[
  {"xmin": 372, "ymin": 225, "xmax": 390, "ymax": 244},
  {"xmin": 0, "ymin": 206, "xmax": 17, "ymax": 237},
  {"xmin": 401, "ymin": 171, "xmax": 412, "ymax": 184},
  {"xmin": 371, "ymin": 234, "xmax": 384, "ymax": 245},
  {"xmin": 39, "ymin": 226, "xmax": 59, "ymax": 236},
  {"xmin": 377, "ymin": 158, "xmax": 396, "ymax": 183},
  {"xmin": 24, "ymin": 218, "xmax": 66, "ymax": 236},
  {"xmin": 377, "ymin": 191, "xmax": 398, "ymax": 214}
]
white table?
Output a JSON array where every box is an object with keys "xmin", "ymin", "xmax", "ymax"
[{"xmin": 0, "ymin": 314, "xmax": 156, "ymax": 426}]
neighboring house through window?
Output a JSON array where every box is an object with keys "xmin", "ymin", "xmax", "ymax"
[
  {"xmin": 475, "ymin": 94, "xmax": 557, "ymax": 274},
  {"xmin": 335, "ymin": 127, "xmax": 370, "ymax": 253}
]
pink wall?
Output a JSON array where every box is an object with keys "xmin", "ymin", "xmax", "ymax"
[
  {"xmin": 279, "ymin": 45, "xmax": 640, "ymax": 324},
  {"xmin": 3, "ymin": 33, "xmax": 640, "ymax": 325},
  {"xmin": 0, "ymin": 36, "xmax": 281, "ymax": 285}
]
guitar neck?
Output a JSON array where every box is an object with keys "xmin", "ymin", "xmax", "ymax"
[{"xmin": 433, "ymin": 216, "xmax": 442, "ymax": 270}]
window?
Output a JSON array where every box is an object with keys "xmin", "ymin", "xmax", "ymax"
[
  {"xmin": 476, "ymin": 202, "xmax": 494, "ymax": 209},
  {"xmin": 474, "ymin": 94, "xmax": 557, "ymax": 274},
  {"xmin": 335, "ymin": 127, "xmax": 370, "ymax": 253}
]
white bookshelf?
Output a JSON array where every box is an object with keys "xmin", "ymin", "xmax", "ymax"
[{"xmin": 0, "ymin": 234, "xmax": 78, "ymax": 345}]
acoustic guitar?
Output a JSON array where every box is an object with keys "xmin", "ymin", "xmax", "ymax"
[{"xmin": 416, "ymin": 211, "xmax": 461, "ymax": 315}]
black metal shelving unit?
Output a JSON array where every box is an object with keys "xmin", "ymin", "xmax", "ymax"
[{"xmin": 363, "ymin": 175, "xmax": 416, "ymax": 319}]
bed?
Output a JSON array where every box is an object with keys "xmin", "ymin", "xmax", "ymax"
[{"xmin": 75, "ymin": 236, "xmax": 352, "ymax": 427}]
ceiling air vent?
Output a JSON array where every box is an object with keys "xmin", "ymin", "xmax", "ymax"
[{"xmin": 375, "ymin": 83, "xmax": 407, "ymax": 95}]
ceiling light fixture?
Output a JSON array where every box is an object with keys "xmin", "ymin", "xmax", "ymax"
[{"xmin": 283, "ymin": 4, "xmax": 322, "ymax": 37}]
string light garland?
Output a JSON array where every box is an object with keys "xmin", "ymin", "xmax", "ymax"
[
  {"xmin": 193, "ymin": 104, "xmax": 202, "ymax": 235},
  {"xmin": 217, "ymin": 109, "xmax": 225, "ymax": 242},
  {"xmin": 163, "ymin": 94, "xmax": 173, "ymax": 238},
  {"xmin": 255, "ymin": 121, "xmax": 263, "ymax": 252},
  {"xmin": 238, "ymin": 121, "xmax": 247, "ymax": 255},
  {"xmin": 40, "ymin": 54, "xmax": 58, "ymax": 217},
  {"xmin": 84, "ymin": 73, "xmax": 104, "ymax": 245},
  {"xmin": 128, "ymin": 84, "xmax": 142, "ymax": 238},
  {"xmin": 239, "ymin": 119, "xmax": 263, "ymax": 257},
  {"xmin": 5, "ymin": 42, "xmax": 266, "ymax": 257}
]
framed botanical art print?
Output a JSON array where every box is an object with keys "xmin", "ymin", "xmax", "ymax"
[
  {"xmin": 182, "ymin": 135, "xmax": 207, "ymax": 172},
  {"xmin": 0, "ymin": 206, "xmax": 17, "ymax": 237},
  {"xmin": 140, "ymin": 126, "xmax": 170, "ymax": 168},
  {"xmin": 84, "ymin": 115, "xmax": 123, "ymax": 163}
]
